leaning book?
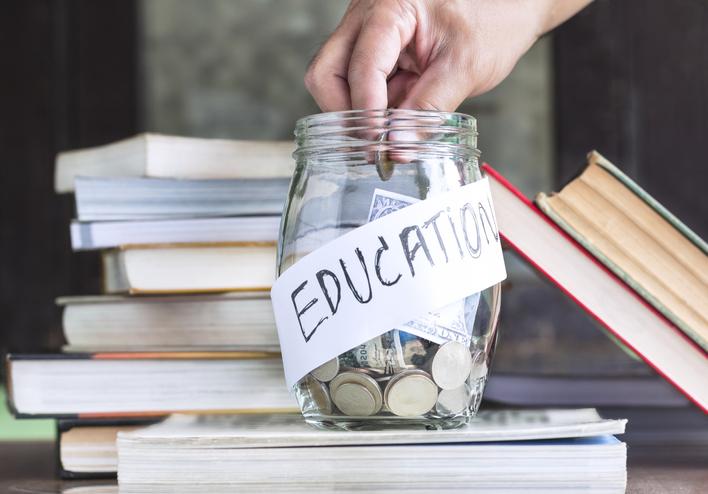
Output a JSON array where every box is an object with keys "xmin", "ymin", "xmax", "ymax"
[{"xmin": 535, "ymin": 150, "xmax": 708, "ymax": 353}]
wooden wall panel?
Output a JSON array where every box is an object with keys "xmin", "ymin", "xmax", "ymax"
[
  {"xmin": 0, "ymin": 0, "xmax": 139, "ymax": 357},
  {"xmin": 554, "ymin": 0, "xmax": 707, "ymax": 238}
]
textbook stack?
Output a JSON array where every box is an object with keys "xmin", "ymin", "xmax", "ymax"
[{"xmin": 5, "ymin": 134, "xmax": 298, "ymax": 478}]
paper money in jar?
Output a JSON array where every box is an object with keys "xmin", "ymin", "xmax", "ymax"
[{"xmin": 338, "ymin": 330, "xmax": 409, "ymax": 375}]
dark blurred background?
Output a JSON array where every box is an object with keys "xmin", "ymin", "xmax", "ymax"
[{"xmin": 1, "ymin": 0, "xmax": 706, "ymax": 380}]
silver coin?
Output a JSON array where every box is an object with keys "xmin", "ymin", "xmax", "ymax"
[
  {"xmin": 436, "ymin": 385, "xmax": 470, "ymax": 415},
  {"xmin": 384, "ymin": 370, "xmax": 438, "ymax": 417},
  {"xmin": 300, "ymin": 375, "xmax": 332, "ymax": 415},
  {"xmin": 329, "ymin": 371, "xmax": 383, "ymax": 414},
  {"xmin": 383, "ymin": 369, "xmax": 429, "ymax": 405},
  {"xmin": 332, "ymin": 382, "xmax": 378, "ymax": 416},
  {"xmin": 469, "ymin": 351, "xmax": 488, "ymax": 381},
  {"xmin": 310, "ymin": 358, "xmax": 340, "ymax": 382},
  {"xmin": 431, "ymin": 341, "xmax": 472, "ymax": 390}
]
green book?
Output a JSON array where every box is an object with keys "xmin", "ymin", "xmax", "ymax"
[{"xmin": 535, "ymin": 151, "xmax": 708, "ymax": 353}]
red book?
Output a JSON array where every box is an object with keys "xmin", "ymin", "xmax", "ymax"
[{"xmin": 483, "ymin": 164, "xmax": 707, "ymax": 412}]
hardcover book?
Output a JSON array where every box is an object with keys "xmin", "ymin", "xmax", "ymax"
[{"xmin": 535, "ymin": 151, "xmax": 707, "ymax": 352}]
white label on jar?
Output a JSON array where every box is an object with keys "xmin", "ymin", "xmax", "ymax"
[
  {"xmin": 368, "ymin": 188, "xmax": 479, "ymax": 346},
  {"xmin": 271, "ymin": 177, "xmax": 507, "ymax": 388}
]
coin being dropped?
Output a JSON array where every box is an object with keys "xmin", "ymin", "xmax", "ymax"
[
  {"xmin": 300, "ymin": 375, "xmax": 332, "ymax": 415},
  {"xmin": 310, "ymin": 358, "xmax": 339, "ymax": 382},
  {"xmin": 436, "ymin": 385, "xmax": 470, "ymax": 415},
  {"xmin": 385, "ymin": 370, "xmax": 438, "ymax": 417},
  {"xmin": 374, "ymin": 133, "xmax": 394, "ymax": 181},
  {"xmin": 431, "ymin": 341, "xmax": 472, "ymax": 390},
  {"xmin": 329, "ymin": 371, "xmax": 383, "ymax": 415},
  {"xmin": 332, "ymin": 382, "xmax": 378, "ymax": 416},
  {"xmin": 376, "ymin": 154, "xmax": 394, "ymax": 181}
]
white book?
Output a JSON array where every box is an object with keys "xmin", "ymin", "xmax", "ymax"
[
  {"xmin": 55, "ymin": 133, "xmax": 295, "ymax": 193},
  {"xmin": 70, "ymin": 216, "xmax": 280, "ymax": 251},
  {"xmin": 58, "ymin": 293, "xmax": 279, "ymax": 350},
  {"xmin": 7, "ymin": 354, "xmax": 294, "ymax": 417},
  {"xmin": 74, "ymin": 176, "xmax": 288, "ymax": 221},
  {"xmin": 117, "ymin": 410, "xmax": 627, "ymax": 492},
  {"xmin": 101, "ymin": 243, "xmax": 276, "ymax": 294}
]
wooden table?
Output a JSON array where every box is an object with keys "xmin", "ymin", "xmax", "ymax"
[{"xmin": 1, "ymin": 439, "xmax": 706, "ymax": 493}]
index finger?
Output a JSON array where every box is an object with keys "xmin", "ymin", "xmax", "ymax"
[{"xmin": 347, "ymin": 6, "xmax": 416, "ymax": 109}]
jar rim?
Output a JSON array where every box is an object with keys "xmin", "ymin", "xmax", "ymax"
[
  {"xmin": 295, "ymin": 109, "xmax": 477, "ymax": 131},
  {"xmin": 293, "ymin": 109, "xmax": 479, "ymax": 163}
]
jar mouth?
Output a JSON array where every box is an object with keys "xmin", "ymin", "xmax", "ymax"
[
  {"xmin": 296, "ymin": 109, "xmax": 476, "ymax": 129},
  {"xmin": 294, "ymin": 109, "xmax": 478, "ymax": 161}
]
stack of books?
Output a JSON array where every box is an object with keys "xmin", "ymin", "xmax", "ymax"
[{"xmin": 5, "ymin": 134, "xmax": 299, "ymax": 478}]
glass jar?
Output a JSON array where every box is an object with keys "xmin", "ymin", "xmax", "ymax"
[{"xmin": 277, "ymin": 109, "xmax": 501, "ymax": 430}]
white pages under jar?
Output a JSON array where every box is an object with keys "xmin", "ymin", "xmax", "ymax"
[{"xmin": 272, "ymin": 109, "xmax": 506, "ymax": 430}]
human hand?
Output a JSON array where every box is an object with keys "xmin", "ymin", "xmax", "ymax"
[{"xmin": 306, "ymin": 0, "xmax": 591, "ymax": 111}]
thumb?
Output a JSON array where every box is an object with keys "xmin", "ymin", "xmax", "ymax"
[{"xmin": 398, "ymin": 60, "xmax": 470, "ymax": 112}]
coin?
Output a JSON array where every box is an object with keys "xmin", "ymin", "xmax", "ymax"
[
  {"xmin": 329, "ymin": 371, "xmax": 383, "ymax": 414},
  {"xmin": 332, "ymin": 382, "xmax": 378, "ymax": 416},
  {"xmin": 310, "ymin": 358, "xmax": 340, "ymax": 382},
  {"xmin": 436, "ymin": 385, "xmax": 470, "ymax": 414},
  {"xmin": 431, "ymin": 341, "xmax": 472, "ymax": 390},
  {"xmin": 384, "ymin": 370, "xmax": 438, "ymax": 417},
  {"xmin": 469, "ymin": 351, "xmax": 488, "ymax": 381},
  {"xmin": 375, "ymin": 133, "xmax": 394, "ymax": 181},
  {"xmin": 300, "ymin": 375, "xmax": 332, "ymax": 415}
]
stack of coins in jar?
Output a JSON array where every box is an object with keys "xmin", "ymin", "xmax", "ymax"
[{"xmin": 298, "ymin": 329, "xmax": 491, "ymax": 420}]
